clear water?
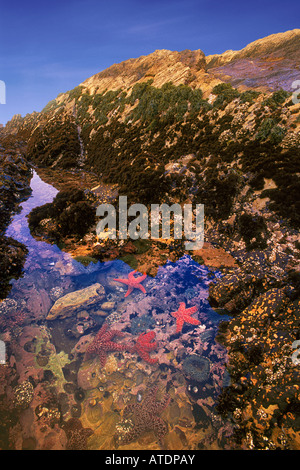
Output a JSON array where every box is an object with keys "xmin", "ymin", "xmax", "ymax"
[{"xmin": 1, "ymin": 170, "xmax": 234, "ymax": 450}]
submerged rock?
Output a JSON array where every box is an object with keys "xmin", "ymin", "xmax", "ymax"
[
  {"xmin": 13, "ymin": 380, "xmax": 34, "ymax": 409},
  {"xmin": 77, "ymin": 359, "xmax": 102, "ymax": 390},
  {"xmin": 47, "ymin": 283, "xmax": 105, "ymax": 320}
]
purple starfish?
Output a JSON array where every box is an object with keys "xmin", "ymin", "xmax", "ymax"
[
  {"xmin": 116, "ymin": 385, "xmax": 170, "ymax": 447},
  {"xmin": 84, "ymin": 323, "xmax": 129, "ymax": 366}
]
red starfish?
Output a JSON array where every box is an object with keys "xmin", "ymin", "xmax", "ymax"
[
  {"xmin": 113, "ymin": 270, "xmax": 147, "ymax": 297},
  {"xmin": 84, "ymin": 323, "xmax": 129, "ymax": 366},
  {"xmin": 170, "ymin": 302, "xmax": 200, "ymax": 333},
  {"xmin": 130, "ymin": 331, "xmax": 158, "ymax": 364}
]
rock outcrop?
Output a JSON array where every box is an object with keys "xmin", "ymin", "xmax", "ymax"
[
  {"xmin": 47, "ymin": 283, "xmax": 105, "ymax": 320},
  {"xmin": 206, "ymin": 29, "xmax": 300, "ymax": 91},
  {"xmin": 0, "ymin": 135, "xmax": 32, "ymax": 298}
]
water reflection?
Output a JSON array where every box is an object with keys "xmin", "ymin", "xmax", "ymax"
[
  {"xmin": 1, "ymin": 170, "xmax": 234, "ymax": 450},
  {"xmin": 6, "ymin": 171, "xmax": 59, "ymax": 247}
]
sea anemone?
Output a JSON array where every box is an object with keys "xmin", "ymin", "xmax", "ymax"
[{"xmin": 182, "ymin": 355, "xmax": 210, "ymax": 384}]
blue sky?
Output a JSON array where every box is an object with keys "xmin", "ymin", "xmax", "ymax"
[{"xmin": 0, "ymin": 0, "xmax": 299, "ymax": 124}]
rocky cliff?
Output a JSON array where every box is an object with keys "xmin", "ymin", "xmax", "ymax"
[
  {"xmin": 206, "ymin": 29, "xmax": 300, "ymax": 91},
  {"xmin": 2, "ymin": 30, "xmax": 300, "ymax": 230}
]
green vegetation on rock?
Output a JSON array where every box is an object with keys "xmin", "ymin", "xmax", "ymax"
[{"xmin": 28, "ymin": 188, "xmax": 96, "ymax": 239}]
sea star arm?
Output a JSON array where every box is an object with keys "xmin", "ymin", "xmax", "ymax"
[
  {"xmin": 128, "ymin": 270, "xmax": 147, "ymax": 281},
  {"xmin": 185, "ymin": 316, "xmax": 200, "ymax": 326},
  {"xmin": 175, "ymin": 317, "xmax": 185, "ymax": 333},
  {"xmin": 136, "ymin": 284, "xmax": 146, "ymax": 294},
  {"xmin": 125, "ymin": 285, "xmax": 134, "ymax": 297},
  {"xmin": 113, "ymin": 278, "xmax": 130, "ymax": 285},
  {"xmin": 139, "ymin": 349, "xmax": 158, "ymax": 364},
  {"xmin": 186, "ymin": 305, "xmax": 198, "ymax": 315}
]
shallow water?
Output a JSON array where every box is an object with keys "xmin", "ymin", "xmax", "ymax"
[{"xmin": 1, "ymin": 170, "xmax": 234, "ymax": 450}]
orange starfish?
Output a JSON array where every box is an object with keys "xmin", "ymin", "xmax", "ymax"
[
  {"xmin": 170, "ymin": 302, "xmax": 200, "ymax": 333},
  {"xmin": 113, "ymin": 270, "xmax": 147, "ymax": 297}
]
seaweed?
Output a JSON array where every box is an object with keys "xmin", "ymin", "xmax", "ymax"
[
  {"xmin": 238, "ymin": 213, "xmax": 268, "ymax": 250},
  {"xmin": 27, "ymin": 115, "xmax": 81, "ymax": 169},
  {"xmin": 28, "ymin": 188, "xmax": 96, "ymax": 239},
  {"xmin": 58, "ymin": 201, "xmax": 96, "ymax": 238}
]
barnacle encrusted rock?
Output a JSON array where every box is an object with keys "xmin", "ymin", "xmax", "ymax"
[
  {"xmin": 47, "ymin": 283, "xmax": 105, "ymax": 320},
  {"xmin": 13, "ymin": 380, "xmax": 34, "ymax": 409}
]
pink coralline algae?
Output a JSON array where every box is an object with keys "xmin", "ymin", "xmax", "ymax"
[
  {"xmin": 170, "ymin": 302, "xmax": 200, "ymax": 333},
  {"xmin": 84, "ymin": 323, "xmax": 129, "ymax": 366},
  {"xmin": 130, "ymin": 331, "xmax": 159, "ymax": 364},
  {"xmin": 117, "ymin": 385, "xmax": 171, "ymax": 447},
  {"xmin": 113, "ymin": 270, "xmax": 147, "ymax": 297}
]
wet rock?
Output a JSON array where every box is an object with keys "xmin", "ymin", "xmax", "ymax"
[
  {"xmin": 66, "ymin": 318, "xmax": 95, "ymax": 339},
  {"xmin": 25, "ymin": 287, "xmax": 52, "ymax": 320},
  {"xmin": 0, "ymin": 236, "xmax": 28, "ymax": 300},
  {"xmin": 85, "ymin": 398, "xmax": 103, "ymax": 425},
  {"xmin": 77, "ymin": 359, "xmax": 102, "ymax": 390},
  {"xmin": 72, "ymin": 334, "xmax": 94, "ymax": 357},
  {"xmin": 93, "ymin": 310, "xmax": 109, "ymax": 317},
  {"xmin": 182, "ymin": 356, "xmax": 210, "ymax": 384},
  {"xmin": 122, "ymin": 241, "xmax": 137, "ymax": 254},
  {"xmin": 13, "ymin": 380, "xmax": 34, "ymax": 409},
  {"xmin": 208, "ymin": 268, "xmax": 273, "ymax": 315},
  {"xmin": 49, "ymin": 286, "xmax": 64, "ymax": 301},
  {"xmin": 0, "ymin": 149, "xmax": 32, "ymax": 299},
  {"xmin": 100, "ymin": 301, "xmax": 116, "ymax": 311},
  {"xmin": 209, "ymin": 272, "xmax": 254, "ymax": 308},
  {"xmin": 47, "ymin": 283, "xmax": 105, "ymax": 320}
]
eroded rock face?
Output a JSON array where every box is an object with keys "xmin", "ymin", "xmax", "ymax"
[
  {"xmin": 47, "ymin": 283, "xmax": 105, "ymax": 320},
  {"xmin": 81, "ymin": 48, "xmax": 207, "ymax": 94},
  {"xmin": 0, "ymin": 144, "xmax": 32, "ymax": 299},
  {"xmin": 206, "ymin": 29, "xmax": 300, "ymax": 91},
  {"xmin": 0, "ymin": 153, "xmax": 32, "ymax": 233},
  {"xmin": 0, "ymin": 236, "xmax": 28, "ymax": 300}
]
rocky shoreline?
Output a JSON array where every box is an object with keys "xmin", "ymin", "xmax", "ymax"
[
  {"xmin": 206, "ymin": 224, "xmax": 300, "ymax": 449},
  {"xmin": 0, "ymin": 149, "xmax": 299, "ymax": 449},
  {"xmin": 0, "ymin": 134, "xmax": 32, "ymax": 299}
]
